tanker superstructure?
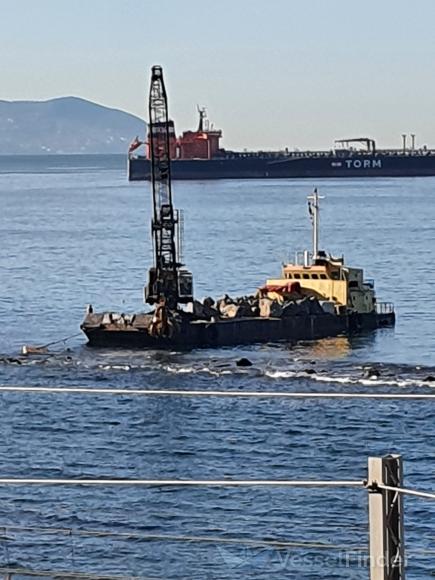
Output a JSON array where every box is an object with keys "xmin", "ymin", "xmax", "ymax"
[{"xmin": 128, "ymin": 112, "xmax": 435, "ymax": 180}]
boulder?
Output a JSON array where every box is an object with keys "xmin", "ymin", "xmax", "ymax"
[
  {"xmin": 281, "ymin": 302, "xmax": 300, "ymax": 317},
  {"xmin": 259, "ymin": 298, "xmax": 283, "ymax": 318},
  {"xmin": 364, "ymin": 367, "xmax": 381, "ymax": 379},
  {"xmin": 308, "ymin": 298, "xmax": 326, "ymax": 315},
  {"xmin": 217, "ymin": 295, "xmax": 234, "ymax": 314},
  {"xmin": 203, "ymin": 296, "xmax": 215, "ymax": 309},
  {"xmin": 236, "ymin": 357, "xmax": 253, "ymax": 367},
  {"xmin": 220, "ymin": 304, "xmax": 240, "ymax": 319},
  {"xmin": 187, "ymin": 300, "xmax": 218, "ymax": 320},
  {"xmin": 320, "ymin": 301, "xmax": 336, "ymax": 315}
]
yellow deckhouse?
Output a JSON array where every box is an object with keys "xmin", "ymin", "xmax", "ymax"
[{"xmin": 263, "ymin": 189, "xmax": 376, "ymax": 315}]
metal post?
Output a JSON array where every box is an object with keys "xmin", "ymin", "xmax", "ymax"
[
  {"xmin": 307, "ymin": 188, "xmax": 324, "ymax": 260},
  {"xmin": 410, "ymin": 134, "xmax": 415, "ymax": 151},
  {"xmin": 368, "ymin": 455, "xmax": 405, "ymax": 580},
  {"xmin": 313, "ymin": 193, "xmax": 318, "ymax": 260},
  {"xmin": 401, "ymin": 134, "xmax": 407, "ymax": 153}
]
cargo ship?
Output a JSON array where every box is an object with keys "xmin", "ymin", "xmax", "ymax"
[{"xmin": 128, "ymin": 110, "xmax": 435, "ymax": 180}]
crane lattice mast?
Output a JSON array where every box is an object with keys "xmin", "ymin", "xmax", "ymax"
[{"xmin": 145, "ymin": 66, "xmax": 193, "ymax": 309}]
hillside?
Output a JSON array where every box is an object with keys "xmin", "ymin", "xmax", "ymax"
[{"xmin": 0, "ymin": 97, "xmax": 145, "ymax": 154}]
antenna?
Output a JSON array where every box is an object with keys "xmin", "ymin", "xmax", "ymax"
[
  {"xmin": 307, "ymin": 188, "xmax": 325, "ymax": 261},
  {"xmin": 197, "ymin": 105, "xmax": 207, "ymax": 132}
]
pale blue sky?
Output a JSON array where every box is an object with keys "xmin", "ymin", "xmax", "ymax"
[{"xmin": 2, "ymin": 0, "xmax": 435, "ymax": 149}]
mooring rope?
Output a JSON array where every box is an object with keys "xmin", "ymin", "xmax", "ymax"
[
  {"xmin": 20, "ymin": 332, "xmax": 82, "ymax": 354},
  {"xmin": 39, "ymin": 332, "xmax": 83, "ymax": 349}
]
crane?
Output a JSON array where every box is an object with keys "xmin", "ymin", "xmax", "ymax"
[{"xmin": 144, "ymin": 65, "xmax": 193, "ymax": 309}]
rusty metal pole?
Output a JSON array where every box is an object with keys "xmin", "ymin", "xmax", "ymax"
[{"xmin": 368, "ymin": 455, "xmax": 405, "ymax": 580}]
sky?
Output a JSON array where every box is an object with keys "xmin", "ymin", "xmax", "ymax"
[{"xmin": 2, "ymin": 0, "xmax": 435, "ymax": 150}]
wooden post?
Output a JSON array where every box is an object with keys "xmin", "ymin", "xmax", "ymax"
[{"xmin": 368, "ymin": 455, "xmax": 405, "ymax": 580}]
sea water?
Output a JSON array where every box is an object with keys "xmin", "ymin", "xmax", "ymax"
[{"xmin": 0, "ymin": 155, "xmax": 434, "ymax": 578}]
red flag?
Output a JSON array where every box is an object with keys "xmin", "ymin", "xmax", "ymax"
[{"xmin": 128, "ymin": 137, "xmax": 143, "ymax": 153}]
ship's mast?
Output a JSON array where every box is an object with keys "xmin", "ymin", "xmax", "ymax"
[
  {"xmin": 307, "ymin": 188, "xmax": 324, "ymax": 260},
  {"xmin": 197, "ymin": 106, "xmax": 207, "ymax": 132},
  {"xmin": 145, "ymin": 65, "xmax": 193, "ymax": 308}
]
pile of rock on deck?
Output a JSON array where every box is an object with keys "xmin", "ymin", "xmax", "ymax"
[
  {"xmin": 186, "ymin": 292, "xmax": 331, "ymax": 322},
  {"xmin": 82, "ymin": 288, "xmax": 335, "ymax": 335}
]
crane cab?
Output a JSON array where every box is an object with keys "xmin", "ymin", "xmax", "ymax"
[{"xmin": 145, "ymin": 267, "xmax": 193, "ymax": 306}]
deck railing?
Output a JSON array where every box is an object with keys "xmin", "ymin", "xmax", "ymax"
[{"xmin": 376, "ymin": 301, "xmax": 395, "ymax": 314}]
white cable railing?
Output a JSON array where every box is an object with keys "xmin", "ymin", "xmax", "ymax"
[
  {"xmin": 376, "ymin": 483, "xmax": 435, "ymax": 501},
  {"xmin": 0, "ymin": 568, "xmax": 142, "ymax": 580},
  {"xmin": 1, "ymin": 385, "xmax": 435, "ymax": 399},
  {"xmin": 0, "ymin": 477, "xmax": 365, "ymax": 487},
  {"xmin": 1, "ymin": 379, "xmax": 435, "ymax": 578},
  {"xmin": 0, "ymin": 523, "xmax": 367, "ymax": 552}
]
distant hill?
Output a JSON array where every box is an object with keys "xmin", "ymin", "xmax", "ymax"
[{"xmin": 0, "ymin": 96, "xmax": 145, "ymax": 154}]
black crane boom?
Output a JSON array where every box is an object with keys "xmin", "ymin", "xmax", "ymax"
[{"xmin": 144, "ymin": 66, "xmax": 193, "ymax": 309}]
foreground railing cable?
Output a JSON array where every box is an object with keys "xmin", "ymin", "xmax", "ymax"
[
  {"xmin": 0, "ymin": 523, "xmax": 366, "ymax": 551},
  {"xmin": 0, "ymin": 568, "xmax": 144, "ymax": 580},
  {"xmin": 0, "ymin": 477, "xmax": 365, "ymax": 487},
  {"xmin": 1, "ymin": 385, "xmax": 435, "ymax": 398},
  {"xmin": 376, "ymin": 483, "xmax": 435, "ymax": 501},
  {"xmin": 2, "ymin": 523, "xmax": 435, "ymax": 556}
]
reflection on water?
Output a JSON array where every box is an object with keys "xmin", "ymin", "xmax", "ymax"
[{"xmin": 296, "ymin": 336, "xmax": 352, "ymax": 360}]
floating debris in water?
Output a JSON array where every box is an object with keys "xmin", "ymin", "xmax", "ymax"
[{"xmin": 21, "ymin": 345, "xmax": 49, "ymax": 356}]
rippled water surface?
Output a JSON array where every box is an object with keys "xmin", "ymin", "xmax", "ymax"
[{"xmin": 0, "ymin": 156, "xmax": 435, "ymax": 578}]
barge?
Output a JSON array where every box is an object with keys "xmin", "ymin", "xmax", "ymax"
[
  {"xmin": 81, "ymin": 66, "xmax": 394, "ymax": 350},
  {"xmin": 81, "ymin": 247, "xmax": 395, "ymax": 347}
]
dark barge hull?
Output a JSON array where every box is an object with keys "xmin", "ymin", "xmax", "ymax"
[
  {"xmin": 128, "ymin": 153, "xmax": 435, "ymax": 181},
  {"xmin": 81, "ymin": 311, "xmax": 395, "ymax": 350}
]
